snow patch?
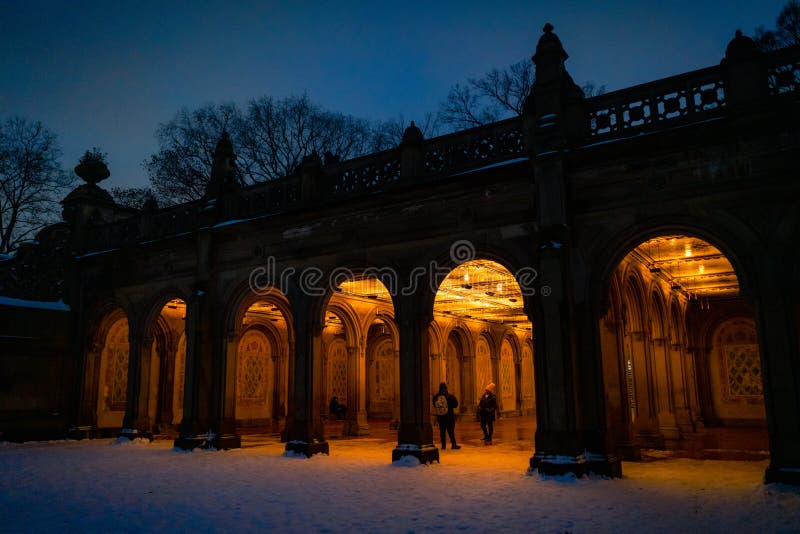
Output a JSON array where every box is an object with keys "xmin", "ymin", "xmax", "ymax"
[
  {"xmin": 391, "ymin": 455, "xmax": 422, "ymax": 468},
  {"xmin": 0, "ymin": 296, "xmax": 70, "ymax": 311},
  {"xmin": 110, "ymin": 437, "xmax": 150, "ymax": 447}
]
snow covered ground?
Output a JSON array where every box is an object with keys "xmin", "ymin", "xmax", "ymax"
[{"xmin": 1, "ymin": 436, "xmax": 799, "ymax": 533}]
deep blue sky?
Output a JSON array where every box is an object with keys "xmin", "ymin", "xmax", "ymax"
[{"xmin": 1, "ymin": 0, "xmax": 787, "ymax": 190}]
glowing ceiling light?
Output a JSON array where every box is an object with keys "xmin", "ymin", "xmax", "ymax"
[{"xmin": 684, "ymin": 244, "xmax": 692, "ymax": 257}]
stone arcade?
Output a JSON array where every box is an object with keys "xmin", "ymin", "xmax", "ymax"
[{"xmin": 1, "ymin": 27, "xmax": 799, "ymax": 485}]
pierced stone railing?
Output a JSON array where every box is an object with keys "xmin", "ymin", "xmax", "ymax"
[
  {"xmin": 766, "ymin": 45, "xmax": 800, "ymax": 96},
  {"xmin": 241, "ymin": 174, "xmax": 300, "ymax": 216},
  {"xmin": 585, "ymin": 65, "xmax": 726, "ymax": 142},
  {"xmin": 79, "ymin": 46, "xmax": 800, "ymax": 254},
  {"xmin": 324, "ymin": 148, "xmax": 400, "ymax": 197},
  {"xmin": 422, "ymin": 117, "xmax": 525, "ymax": 177}
]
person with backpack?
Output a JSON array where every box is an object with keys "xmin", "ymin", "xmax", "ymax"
[
  {"xmin": 478, "ymin": 382, "xmax": 498, "ymax": 442},
  {"xmin": 432, "ymin": 382, "xmax": 461, "ymax": 450}
]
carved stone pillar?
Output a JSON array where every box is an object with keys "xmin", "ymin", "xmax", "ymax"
[
  {"xmin": 392, "ymin": 292, "xmax": 438, "ymax": 464},
  {"xmin": 392, "ymin": 349, "xmax": 401, "ymax": 423},
  {"xmin": 120, "ymin": 315, "xmax": 153, "ymax": 440},
  {"xmin": 175, "ymin": 290, "xmax": 213, "ymax": 449},
  {"xmin": 630, "ymin": 329, "xmax": 661, "ymax": 446},
  {"xmin": 284, "ymin": 290, "xmax": 328, "ymax": 457},
  {"xmin": 670, "ymin": 342, "xmax": 695, "ymax": 434},
  {"xmin": 758, "ymin": 283, "xmax": 800, "ymax": 485},
  {"xmin": 529, "ymin": 244, "xmax": 585, "ymax": 475},
  {"xmin": 210, "ymin": 327, "xmax": 240, "ymax": 449},
  {"xmin": 157, "ymin": 335, "xmax": 177, "ymax": 432},
  {"xmin": 652, "ymin": 336, "xmax": 680, "ymax": 440},
  {"xmin": 343, "ymin": 343, "xmax": 369, "ymax": 435}
]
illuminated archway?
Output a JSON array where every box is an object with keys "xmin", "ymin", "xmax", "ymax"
[
  {"xmin": 235, "ymin": 295, "xmax": 291, "ymax": 432},
  {"xmin": 432, "ymin": 259, "xmax": 533, "ymax": 421},
  {"xmin": 323, "ymin": 275, "xmax": 397, "ymax": 436},
  {"xmin": 601, "ymin": 234, "xmax": 767, "ymax": 459},
  {"xmin": 144, "ymin": 297, "xmax": 187, "ymax": 435},
  {"xmin": 96, "ymin": 311, "xmax": 129, "ymax": 429}
]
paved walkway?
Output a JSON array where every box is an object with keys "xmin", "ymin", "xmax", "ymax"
[{"xmin": 241, "ymin": 416, "xmax": 769, "ymax": 461}]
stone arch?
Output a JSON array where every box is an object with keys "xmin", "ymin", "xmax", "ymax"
[
  {"xmin": 519, "ymin": 337, "xmax": 536, "ymax": 415},
  {"xmin": 225, "ymin": 281, "xmax": 294, "ymax": 342},
  {"xmin": 475, "ymin": 333, "xmax": 494, "ymax": 405},
  {"xmin": 707, "ymin": 317, "xmax": 766, "ymax": 425},
  {"xmin": 325, "ymin": 301, "xmax": 363, "ymax": 348},
  {"xmin": 320, "ymin": 270, "xmax": 396, "ymax": 436},
  {"xmin": 92, "ymin": 306, "xmax": 130, "ymax": 430},
  {"xmin": 363, "ymin": 308, "xmax": 400, "ymax": 420},
  {"xmin": 234, "ymin": 324, "xmax": 278, "ymax": 427},
  {"xmin": 227, "ymin": 285, "xmax": 293, "ymax": 431},
  {"xmin": 420, "ymin": 240, "xmax": 534, "ymax": 326},
  {"xmin": 136, "ymin": 291, "xmax": 189, "ymax": 435},
  {"xmin": 498, "ymin": 332, "xmax": 519, "ymax": 414},
  {"xmin": 590, "ymin": 220, "xmax": 760, "ymax": 314}
]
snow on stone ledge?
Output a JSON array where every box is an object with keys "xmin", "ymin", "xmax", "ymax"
[{"xmin": 0, "ymin": 295, "xmax": 70, "ymax": 311}]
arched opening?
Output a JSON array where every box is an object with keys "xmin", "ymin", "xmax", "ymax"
[
  {"xmin": 432, "ymin": 259, "xmax": 534, "ymax": 442},
  {"xmin": 601, "ymin": 234, "xmax": 768, "ymax": 460},
  {"xmin": 144, "ymin": 298, "xmax": 187, "ymax": 436},
  {"xmin": 94, "ymin": 309, "xmax": 129, "ymax": 430},
  {"xmin": 235, "ymin": 296, "xmax": 290, "ymax": 433},
  {"xmin": 322, "ymin": 276, "xmax": 397, "ymax": 436},
  {"xmin": 366, "ymin": 317, "xmax": 399, "ymax": 422}
]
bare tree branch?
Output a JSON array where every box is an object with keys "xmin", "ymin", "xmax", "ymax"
[{"xmin": 0, "ymin": 117, "xmax": 73, "ymax": 253}]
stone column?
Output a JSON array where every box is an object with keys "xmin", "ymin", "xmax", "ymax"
[
  {"xmin": 208, "ymin": 326, "xmax": 240, "ymax": 449},
  {"xmin": 634, "ymin": 329, "xmax": 663, "ymax": 447},
  {"xmin": 573, "ymin": 298, "xmax": 623, "ymax": 477},
  {"xmin": 525, "ymin": 23, "xmax": 619, "ymax": 477},
  {"xmin": 758, "ymin": 280, "xmax": 800, "ymax": 485},
  {"xmin": 120, "ymin": 315, "xmax": 153, "ymax": 440},
  {"xmin": 529, "ymin": 244, "xmax": 586, "ymax": 475},
  {"xmin": 392, "ymin": 292, "xmax": 438, "ymax": 464},
  {"xmin": 157, "ymin": 335, "xmax": 177, "ymax": 432},
  {"xmin": 284, "ymin": 290, "xmax": 328, "ymax": 457},
  {"xmin": 670, "ymin": 342, "xmax": 695, "ymax": 435},
  {"xmin": 392, "ymin": 349, "xmax": 401, "ymax": 423},
  {"xmin": 599, "ymin": 317, "xmax": 638, "ymax": 459},
  {"xmin": 652, "ymin": 336, "xmax": 680, "ymax": 441},
  {"xmin": 174, "ymin": 289, "xmax": 214, "ymax": 449},
  {"xmin": 343, "ymin": 343, "xmax": 369, "ymax": 435}
]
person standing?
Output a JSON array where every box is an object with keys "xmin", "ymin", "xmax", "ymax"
[
  {"xmin": 432, "ymin": 382, "xmax": 461, "ymax": 450},
  {"xmin": 478, "ymin": 382, "xmax": 498, "ymax": 442}
]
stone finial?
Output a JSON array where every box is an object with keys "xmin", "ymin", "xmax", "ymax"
[
  {"xmin": 532, "ymin": 23, "xmax": 571, "ymax": 87},
  {"xmin": 724, "ymin": 29, "xmax": 762, "ymax": 62},
  {"xmin": 211, "ymin": 131, "xmax": 236, "ymax": 180},
  {"xmin": 206, "ymin": 131, "xmax": 239, "ymax": 197},
  {"xmin": 323, "ymin": 150, "xmax": 340, "ymax": 166},
  {"xmin": 402, "ymin": 121, "xmax": 424, "ymax": 145},
  {"xmin": 74, "ymin": 148, "xmax": 110, "ymax": 186},
  {"xmin": 142, "ymin": 194, "xmax": 159, "ymax": 211}
]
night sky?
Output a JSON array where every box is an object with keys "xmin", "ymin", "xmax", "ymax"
[{"xmin": 1, "ymin": 0, "xmax": 787, "ymax": 190}]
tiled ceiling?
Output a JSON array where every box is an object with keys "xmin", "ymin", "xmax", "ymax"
[{"xmin": 631, "ymin": 235, "xmax": 739, "ymax": 297}]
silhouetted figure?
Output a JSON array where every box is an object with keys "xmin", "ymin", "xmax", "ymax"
[
  {"xmin": 478, "ymin": 382, "xmax": 498, "ymax": 442},
  {"xmin": 329, "ymin": 396, "xmax": 347, "ymax": 420},
  {"xmin": 432, "ymin": 382, "xmax": 460, "ymax": 450}
]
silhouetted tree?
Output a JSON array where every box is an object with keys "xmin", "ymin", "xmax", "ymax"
[
  {"xmin": 111, "ymin": 186, "xmax": 157, "ymax": 210},
  {"xmin": 0, "ymin": 117, "xmax": 73, "ymax": 253},
  {"xmin": 754, "ymin": 0, "xmax": 800, "ymax": 50},
  {"xmin": 372, "ymin": 113, "xmax": 441, "ymax": 148},
  {"xmin": 143, "ymin": 102, "xmax": 243, "ymax": 205},
  {"xmin": 239, "ymin": 94, "xmax": 377, "ymax": 181},
  {"xmin": 136, "ymin": 95, "xmax": 403, "ymax": 206},
  {"xmin": 438, "ymin": 59, "xmax": 604, "ymax": 130}
]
